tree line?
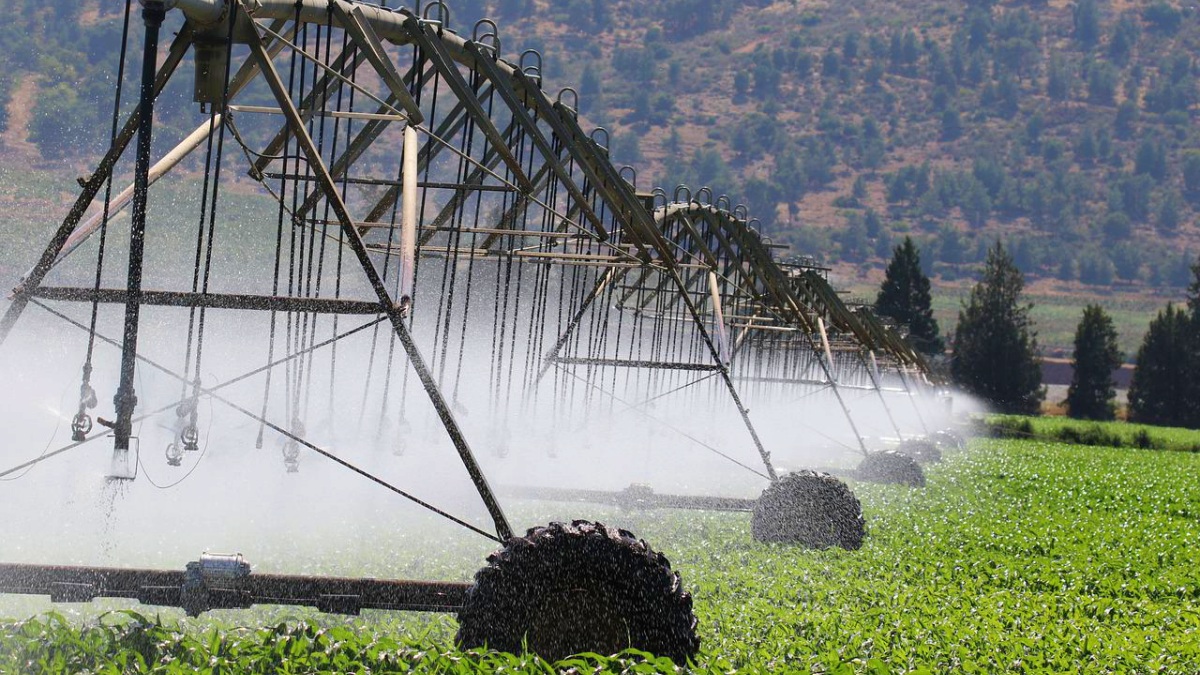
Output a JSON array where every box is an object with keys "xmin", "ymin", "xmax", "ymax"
[{"xmin": 876, "ymin": 237, "xmax": 1200, "ymax": 428}]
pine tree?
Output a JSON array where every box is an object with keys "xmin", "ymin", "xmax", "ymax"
[
  {"xmin": 1128, "ymin": 258, "xmax": 1200, "ymax": 427},
  {"xmin": 1066, "ymin": 305, "xmax": 1122, "ymax": 420},
  {"xmin": 875, "ymin": 237, "xmax": 944, "ymax": 356},
  {"xmin": 950, "ymin": 242, "xmax": 1045, "ymax": 414},
  {"xmin": 1127, "ymin": 304, "xmax": 1194, "ymax": 426}
]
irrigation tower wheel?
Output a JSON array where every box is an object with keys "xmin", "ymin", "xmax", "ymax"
[
  {"xmin": 933, "ymin": 428, "xmax": 966, "ymax": 451},
  {"xmin": 751, "ymin": 471, "xmax": 865, "ymax": 549},
  {"xmin": 857, "ymin": 450, "xmax": 926, "ymax": 487},
  {"xmin": 456, "ymin": 520, "xmax": 699, "ymax": 663},
  {"xmin": 897, "ymin": 438, "xmax": 942, "ymax": 464}
]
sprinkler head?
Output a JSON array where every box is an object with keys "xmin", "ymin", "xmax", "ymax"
[
  {"xmin": 181, "ymin": 425, "xmax": 200, "ymax": 452},
  {"xmin": 165, "ymin": 442, "xmax": 184, "ymax": 467},
  {"xmin": 281, "ymin": 439, "xmax": 301, "ymax": 473},
  {"xmin": 71, "ymin": 412, "xmax": 93, "ymax": 442}
]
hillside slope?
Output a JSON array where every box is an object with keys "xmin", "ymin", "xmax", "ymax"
[{"xmin": 0, "ymin": 0, "xmax": 1195, "ymax": 355}]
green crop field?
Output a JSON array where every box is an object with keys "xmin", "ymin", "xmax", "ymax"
[
  {"xmin": 985, "ymin": 414, "xmax": 1200, "ymax": 453},
  {"xmin": 3, "ymin": 435, "xmax": 1200, "ymax": 673}
]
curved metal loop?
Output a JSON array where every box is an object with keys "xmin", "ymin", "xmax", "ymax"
[
  {"xmin": 422, "ymin": 2, "xmax": 450, "ymax": 30},
  {"xmin": 590, "ymin": 125, "xmax": 609, "ymax": 150},
  {"xmin": 673, "ymin": 184, "xmax": 692, "ymax": 205},
  {"xmin": 748, "ymin": 218, "xmax": 763, "ymax": 239},
  {"xmin": 619, "ymin": 165, "xmax": 637, "ymax": 188},
  {"xmin": 652, "ymin": 187, "xmax": 668, "ymax": 210},
  {"xmin": 716, "ymin": 195, "xmax": 732, "ymax": 212},
  {"xmin": 520, "ymin": 49, "xmax": 543, "ymax": 85},
  {"xmin": 472, "ymin": 19, "xmax": 501, "ymax": 58},
  {"xmin": 695, "ymin": 186, "xmax": 713, "ymax": 206},
  {"xmin": 557, "ymin": 87, "xmax": 580, "ymax": 116},
  {"xmin": 733, "ymin": 204, "xmax": 749, "ymax": 221}
]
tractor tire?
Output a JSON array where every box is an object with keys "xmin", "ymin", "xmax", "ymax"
[
  {"xmin": 751, "ymin": 471, "xmax": 865, "ymax": 550},
  {"xmin": 456, "ymin": 520, "xmax": 699, "ymax": 664},
  {"xmin": 898, "ymin": 438, "xmax": 942, "ymax": 464},
  {"xmin": 857, "ymin": 450, "xmax": 926, "ymax": 487},
  {"xmin": 933, "ymin": 428, "xmax": 965, "ymax": 451}
]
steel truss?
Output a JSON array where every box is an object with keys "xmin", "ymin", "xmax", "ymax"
[{"xmin": 0, "ymin": 0, "xmax": 933, "ymax": 617}]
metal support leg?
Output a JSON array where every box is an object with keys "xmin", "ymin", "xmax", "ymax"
[
  {"xmin": 665, "ymin": 267, "xmax": 776, "ymax": 480},
  {"xmin": 815, "ymin": 317, "xmax": 870, "ymax": 456},
  {"xmin": 896, "ymin": 366, "xmax": 932, "ymax": 436},
  {"xmin": 864, "ymin": 350, "xmax": 903, "ymax": 438}
]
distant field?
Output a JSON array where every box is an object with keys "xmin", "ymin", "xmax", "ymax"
[
  {"xmin": 2, "ymin": 434, "xmax": 1199, "ymax": 673},
  {"xmin": 932, "ymin": 282, "xmax": 1180, "ymax": 362},
  {"xmin": 985, "ymin": 414, "xmax": 1200, "ymax": 452},
  {"xmin": 838, "ymin": 268, "xmax": 1181, "ymax": 362}
]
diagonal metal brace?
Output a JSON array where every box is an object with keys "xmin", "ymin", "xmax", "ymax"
[
  {"xmin": 401, "ymin": 13, "xmax": 534, "ymax": 193},
  {"xmin": 328, "ymin": 2, "xmax": 424, "ymax": 125}
]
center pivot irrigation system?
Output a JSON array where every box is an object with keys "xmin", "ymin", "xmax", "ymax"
[{"xmin": 0, "ymin": 0, "xmax": 955, "ymax": 662}]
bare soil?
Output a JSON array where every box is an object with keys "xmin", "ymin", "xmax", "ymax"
[{"xmin": 2, "ymin": 75, "xmax": 41, "ymax": 163}]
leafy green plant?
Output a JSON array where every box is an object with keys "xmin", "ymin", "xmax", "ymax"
[{"xmin": 5, "ymin": 438, "xmax": 1200, "ymax": 672}]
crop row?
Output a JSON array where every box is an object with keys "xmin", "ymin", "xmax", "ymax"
[{"xmin": 3, "ymin": 437, "xmax": 1199, "ymax": 673}]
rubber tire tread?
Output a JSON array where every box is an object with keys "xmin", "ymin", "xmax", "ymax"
[
  {"xmin": 751, "ymin": 470, "xmax": 865, "ymax": 550},
  {"xmin": 933, "ymin": 428, "xmax": 965, "ymax": 451},
  {"xmin": 898, "ymin": 438, "xmax": 942, "ymax": 464},
  {"xmin": 858, "ymin": 450, "xmax": 926, "ymax": 487},
  {"xmin": 456, "ymin": 520, "xmax": 699, "ymax": 664}
]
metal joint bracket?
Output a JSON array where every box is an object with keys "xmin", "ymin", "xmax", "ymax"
[{"xmin": 181, "ymin": 553, "xmax": 252, "ymax": 616}]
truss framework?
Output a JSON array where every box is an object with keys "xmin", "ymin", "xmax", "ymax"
[{"xmin": 0, "ymin": 0, "xmax": 932, "ymax": 543}]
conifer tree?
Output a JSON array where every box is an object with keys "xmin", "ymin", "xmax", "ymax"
[
  {"xmin": 1066, "ymin": 305, "xmax": 1122, "ymax": 420},
  {"xmin": 950, "ymin": 242, "xmax": 1045, "ymax": 414},
  {"xmin": 1127, "ymin": 258, "xmax": 1200, "ymax": 427},
  {"xmin": 1127, "ymin": 304, "xmax": 1193, "ymax": 426},
  {"xmin": 875, "ymin": 237, "xmax": 943, "ymax": 356}
]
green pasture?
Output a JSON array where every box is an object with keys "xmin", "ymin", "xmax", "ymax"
[
  {"xmin": 3, "ymin": 430, "xmax": 1199, "ymax": 673},
  {"xmin": 985, "ymin": 414, "xmax": 1200, "ymax": 452},
  {"xmin": 928, "ymin": 286, "xmax": 1177, "ymax": 362}
]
